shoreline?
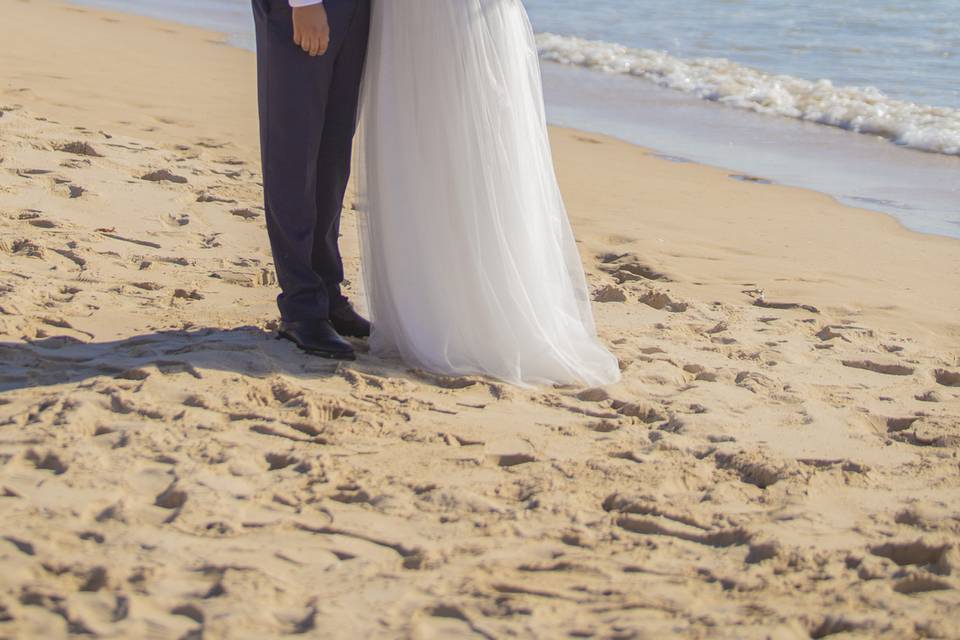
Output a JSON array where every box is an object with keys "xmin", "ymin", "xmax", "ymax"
[
  {"xmin": 2, "ymin": 2, "xmax": 959, "ymax": 638},
  {"xmin": 65, "ymin": 0, "xmax": 960, "ymax": 241},
  {"xmin": 540, "ymin": 62, "xmax": 960, "ymax": 241}
]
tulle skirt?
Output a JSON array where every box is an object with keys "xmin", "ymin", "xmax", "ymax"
[{"xmin": 356, "ymin": 0, "xmax": 621, "ymax": 387}]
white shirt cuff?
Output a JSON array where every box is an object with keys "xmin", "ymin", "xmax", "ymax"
[{"xmin": 289, "ymin": 0, "xmax": 322, "ymax": 6}]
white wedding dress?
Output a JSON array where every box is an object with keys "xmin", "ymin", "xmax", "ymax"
[{"xmin": 356, "ymin": 0, "xmax": 621, "ymax": 388}]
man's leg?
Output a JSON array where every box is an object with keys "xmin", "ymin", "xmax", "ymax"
[
  {"xmin": 311, "ymin": 0, "xmax": 371, "ymax": 310},
  {"xmin": 253, "ymin": 0, "xmax": 356, "ymax": 322}
]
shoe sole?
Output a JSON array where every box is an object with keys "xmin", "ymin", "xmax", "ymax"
[
  {"xmin": 277, "ymin": 332, "xmax": 356, "ymax": 361},
  {"xmin": 338, "ymin": 331, "xmax": 370, "ymax": 339}
]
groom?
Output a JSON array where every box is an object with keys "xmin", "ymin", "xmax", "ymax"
[{"xmin": 252, "ymin": 0, "xmax": 371, "ymax": 360}]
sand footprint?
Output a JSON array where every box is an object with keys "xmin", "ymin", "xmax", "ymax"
[
  {"xmin": 195, "ymin": 139, "xmax": 229, "ymax": 149},
  {"xmin": 815, "ymin": 324, "xmax": 874, "ymax": 342},
  {"xmin": 592, "ymin": 284, "xmax": 626, "ymax": 303},
  {"xmin": 639, "ymin": 290, "xmax": 688, "ymax": 313},
  {"xmin": 140, "ymin": 168, "xmax": 188, "ymax": 184},
  {"xmin": 200, "ymin": 233, "xmax": 222, "ymax": 248},
  {"xmin": 24, "ymin": 449, "xmax": 68, "ymax": 475},
  {"xmin": 683, "ymin": 364, "xmax": 717, "ymax": 382},
  {"xmin": 54, "ymin": 182, "xmax": 85, "ymax": 199},
  {"xmin": 598, "ymin": 252, "xmax": 669, "ymax": 283},
  {"xmin": 154, "ymin": 482, "xmax": 188, "ymax": 524},
  {"xmin": 211, "ymin": 168, "xmax": 242, "ymax": 180},
  {"xmin": 754, "ymin": 297, "xmax": 819, "ymax": 313},
  {"xmin": 231, "ymin": 208, "xmax": 261, "ymax": 221},
  {"xmin": 59, "ymin": 158, "xmax": 90, "ymax": 169},
  {"xmin": 15, "ymin": 168, "xmax": 54, "ymax": 178},
  {"xmin": 196, "ymin": 191, "xmax": 237, "ymax": 204},
  {"xmin": 7, "ymin": 238, "xmax": 45, "ymax": 257},
  {"xmin": 933, "ymin": 369, "xmax": 960, "ymax": 387},
  {"xmin": 610, "ymin": 399, "xmax": 666, "ymax": 423},
  {"xmin": 841, "ymin": 360, "xmax": 915, "ymax": 376},
  {"xmin": 864, "ymin": 413, "xmax": 956, "ymax": 448},
  {"xmin": 264, "ymin": 452, "xmax": 305, "ymax": 472},
  {"xmin": 53, "ymin": 141, "xmax": 102, "ymax": 157}
]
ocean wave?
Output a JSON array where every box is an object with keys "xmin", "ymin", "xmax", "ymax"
[{"xmin": 535, "ymin": 33, "xmax": 960, "ymax": 157}]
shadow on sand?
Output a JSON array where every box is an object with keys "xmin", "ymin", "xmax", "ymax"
[{"xmin": 0, "ymin": 326, "xmax": 364, "ymax": 393}]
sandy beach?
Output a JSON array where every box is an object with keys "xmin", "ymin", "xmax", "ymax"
[{"xmin": 1, "ymin": 1, "xmax": 959, "ymax": 638}]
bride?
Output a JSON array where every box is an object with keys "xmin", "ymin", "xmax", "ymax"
[{"xmin": 357, "ymin": 0, "xmax": 621, "ymax": 388}]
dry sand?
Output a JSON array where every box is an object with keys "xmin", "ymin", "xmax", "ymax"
[{"xmin": 1, "ymin": 1, "xmax": 959, "ymax": 638}]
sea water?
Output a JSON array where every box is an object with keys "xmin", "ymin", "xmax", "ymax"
[{"xmin": 70, "ymin": 0, "xmax": 960, "ymax": 237}]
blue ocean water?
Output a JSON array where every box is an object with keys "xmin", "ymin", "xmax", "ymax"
[
  {"xmin": 527, "ymin": 0, "xmax": 960, "ymax": 111},
  {"xmin": 74, "ymin": 0, "xmax": 960, "ymax": 111},
  {"xmin": 69, "ymin": 0, "xmax": 960, "ymax": 237}
]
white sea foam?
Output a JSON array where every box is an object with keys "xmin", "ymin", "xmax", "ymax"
[{"xmin": 536, "ymin": 33, "xmax": 960, "ymax": 157}]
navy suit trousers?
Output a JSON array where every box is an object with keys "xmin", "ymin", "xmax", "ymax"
[{"xmin": 252, "ymin": 0, "xmax": 371, "ymax": 321}]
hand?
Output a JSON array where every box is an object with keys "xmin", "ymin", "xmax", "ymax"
[{"xmin": 292, "ymin": 5, "xmax": 330, "ymax": 57}]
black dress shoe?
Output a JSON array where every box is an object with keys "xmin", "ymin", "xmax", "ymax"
[
  {"xmin": 278, "ymin": 319, "xmax": 356, "ymax": 360},
  {"xmin": 329, "ymin": 298, "xmax": 371, "ymax": 338}
]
